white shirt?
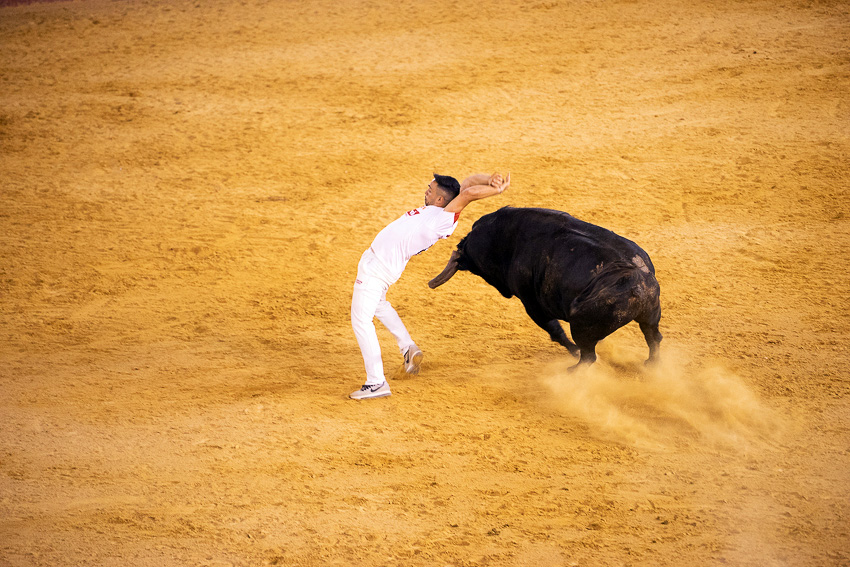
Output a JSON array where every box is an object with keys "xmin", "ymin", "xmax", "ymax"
[{"xmin": 363, "ymin": 205, "xmax": 460, "ymax": 285}]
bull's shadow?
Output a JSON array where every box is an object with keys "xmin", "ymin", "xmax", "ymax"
[{"xmin": 429, "ymin": 207, "xmax": 663, "ymax": 370}]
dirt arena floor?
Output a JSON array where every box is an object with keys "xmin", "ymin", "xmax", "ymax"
[{"xmin": 2, "ymin": 0, "xmax": 849, "ymax": 565}]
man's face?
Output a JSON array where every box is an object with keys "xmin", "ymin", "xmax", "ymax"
[{"xmin": 424, "ymin": 180, "xmax": 444, "ymax": 207}]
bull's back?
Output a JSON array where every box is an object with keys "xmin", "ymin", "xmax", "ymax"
[{"xmin": 463, "ymin": 206, "xmax": 652, "ymax": 273}]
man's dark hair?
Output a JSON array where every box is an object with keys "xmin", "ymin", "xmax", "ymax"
[{"xmin": 433, "ymin": 173, "xmax": 461, "ymax": 201}]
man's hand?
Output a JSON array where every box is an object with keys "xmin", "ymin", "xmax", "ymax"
[{"xmin": 490, "ymin": 172, "xmax": 510, "ymax": 192}]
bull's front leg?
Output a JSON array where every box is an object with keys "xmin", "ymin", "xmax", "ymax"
[
  {"xmin": 429, "ymin": 250, "xmax": 461, "ymax": 289},
  {"xmin": 522, "ymin": 301, "xmax": 580, "ymax": 357}
]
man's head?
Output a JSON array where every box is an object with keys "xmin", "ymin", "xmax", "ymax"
[{"xmin": 424, "ymin": 173, "xmax": 461, "ymax": 207}]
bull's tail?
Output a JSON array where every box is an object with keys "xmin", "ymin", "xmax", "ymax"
[{"xmin": 569, "ymin": 261, "xmax": 661, "ymax": 329}]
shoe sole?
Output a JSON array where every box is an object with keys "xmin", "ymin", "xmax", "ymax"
[{"xmin": 350, "ymin": 390, "xmax": 392, "ymax": 400}]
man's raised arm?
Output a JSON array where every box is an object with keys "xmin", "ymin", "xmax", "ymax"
[{"xmin": 444, "ymin": 172, "xmax": 510, "ymax": 214}]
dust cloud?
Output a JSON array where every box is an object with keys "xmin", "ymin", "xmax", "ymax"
[{"xmin": 540, "ymin": 341, "xmax": 784, "ymax": 450}]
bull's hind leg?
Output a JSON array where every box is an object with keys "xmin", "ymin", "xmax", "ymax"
[
  {"xmin": 637, "ymin": 301, "xmax": 663, "ymax": 365},
  {"xmin": 638, "ymin": 321, "xmax": 662, "ymax": 365},
  {"xmin": 569, "ymin": 315, "xmax": 628, "ymax": 369},
  {"xmin": 568, "ymin": 327, "xmax": 600, "ymax": 369},
  {"xmin": 522, "ymin": 302, "xmax": 580, "ymax": 357}
]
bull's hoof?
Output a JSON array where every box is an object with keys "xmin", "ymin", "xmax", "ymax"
[{"xmin": 568, "ymin": 359, "xmax": 595, "ymax": 373}]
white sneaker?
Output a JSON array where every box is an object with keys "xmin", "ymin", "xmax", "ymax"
[
  {"xmin": 403, "ymin": 346, "xmax": 424, "ymax": 375},
  {"xmin": 349, "ymin": 381, "xmax": 391, "ymax": 400}
]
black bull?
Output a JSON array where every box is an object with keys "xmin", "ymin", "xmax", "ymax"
[{"xmin": 429, "ymin": 206, "xmax": 662, "ymax": 368}]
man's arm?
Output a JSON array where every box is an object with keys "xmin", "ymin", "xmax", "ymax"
[
  {"xmin": 459, "ymin": 173, "xmax": 492, "ymax": 190},
  {"xmin": 444, "ymin": 173, "xmax": 510, "ymax": 214}
]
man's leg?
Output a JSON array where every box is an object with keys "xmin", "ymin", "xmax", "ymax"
[
  {"xmin": 374, "ymin": 291, "xmax": 415, "ymax": 355},
  {"xmin": 375, "ymin": 293, "xmax": 423, "ymax": 375},
  {"xmin": 351, "ymin": 279, "xmax": 387, "ymax": 386}
]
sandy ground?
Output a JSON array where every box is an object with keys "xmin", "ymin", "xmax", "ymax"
[{"xmin": 1, "ymin": 0, "xmax": 849, "ymax": 565}]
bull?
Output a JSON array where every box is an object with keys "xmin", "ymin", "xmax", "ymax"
[{"xmin": 429, "ymin": 206, "xmax": 662, "ymax": 368}]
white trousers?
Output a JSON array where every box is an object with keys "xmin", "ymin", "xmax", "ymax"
[{"xmin": 351, "ymin": 253, "xmax": 415, "ymax": 386}]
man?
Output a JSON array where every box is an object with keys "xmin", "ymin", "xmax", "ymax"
[{"xmin": 350, "ymin": 171, "xmax": 511, "ymax": 400}]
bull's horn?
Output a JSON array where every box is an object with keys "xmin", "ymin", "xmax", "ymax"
[{"xmin": 428, "ymin": 250, "xmax": 461, "ymax": 289}]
